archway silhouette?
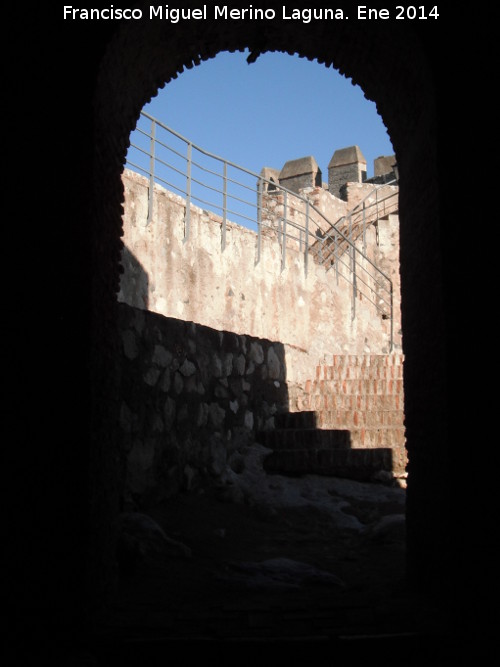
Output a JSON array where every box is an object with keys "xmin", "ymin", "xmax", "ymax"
[
  {"xmin": 26, "ymin": 2, "xmax": 482, "ymax": 650},
  {"xmin": 97, "ymin": 11, "xmax": 446, "ymax": 602}
]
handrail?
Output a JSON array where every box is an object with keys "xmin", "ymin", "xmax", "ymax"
[{"xmin": 125, "ymin": 111, "xmax": 397, "ymax": 350}]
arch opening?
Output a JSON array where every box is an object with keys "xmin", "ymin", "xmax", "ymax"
[
  {"xmin": 113, "ymin": 49, "xmax": 408, "ymax": 635},
  {"xmin": 83, "ymin": 14, "xmax": 454, "ymax": 640}
]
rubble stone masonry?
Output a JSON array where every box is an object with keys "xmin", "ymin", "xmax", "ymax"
[{"xmin": 118, "ymin": 302, "xmax": 289, "ymax": 507}]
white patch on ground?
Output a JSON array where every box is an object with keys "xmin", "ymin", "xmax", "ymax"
[{"xmin": 219, "ymin": 443, "xmax": 406, "ymax": 535}]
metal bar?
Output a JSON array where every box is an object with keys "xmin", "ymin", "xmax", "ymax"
[
  {"xmin": 362, "ymin": 201, "xmax": 366, "ymax": 256},
  {"xmin": 352, "ymin": 246, "xmax": 357, "ymax": 321},
  {"xmin": 335, "ymin": 232, "xmax": 339, "ymax": 284},
  {"xmin": 128, "ymin": 144, "xmax": 153, "ymax": 160},
  {"xmin": 147, "ymin": 119, "xmax": 156, "ymax": 226},
  {"xmin": 256, "ymin": 178, "xmax": 262, "ymax": 265},
  {"xmin": 155, "ymin": 159, "xmax": 188, "ymax": 181},
  {"xmin": 139, "ymin": 111, "xmax": 397, "ymax": 252},
  {"xmin": 184, "ymin": 142, "xmax": 192, "ymax": 242},
  {"xmin": 222, "ymin": 161, "xmax": 227, "ymax": 251},
  {"xmin": 152, "ymin": 175, "xmax": 187, "ymax": 198},
  {"xmin": 389, "ymin": 281, "xmax": 394, "ymax": 352},
  {"xmin": 304, "ymin": 200, "xmax": 309, "ymax": 276},
  {"xmin": 141, "ymin": 111, "xmax": 387, "ymax": 241},
  {"xmin": 154, "ymin": 141, "xmax": 188, "ymax": 162},
  {"xmin": 282, "ymin": 191, "xmax": 287, "ymax": 272},
  {"xmin": 188, "ymin": 172, "xmax": 258, "ymax": 211},
  {"xmin": 127, "ymin": 110, "xmax": 398, "ymax": 349}
]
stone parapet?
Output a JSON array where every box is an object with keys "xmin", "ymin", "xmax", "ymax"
[{"xmin": 118, "ymin": 302, "xmax": 289, "ymax": 507}]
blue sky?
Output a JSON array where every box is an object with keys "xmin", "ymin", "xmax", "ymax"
[{"xmin": 132, "ymin": 49, "xmax": 393, "ymax": 181}]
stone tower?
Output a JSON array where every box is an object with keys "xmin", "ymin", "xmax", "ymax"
[
  {"xmin": 279, "ymin": 156, "xmax": 322, "ymax": 194},
  {"xmin": 374, "ymin": 154, "xmax": 397, "ymax": 178},
  {"xmin": 258, "ymin": 166, "xmax": 281, "ymax": 193},
  {"xmin": 328, "ymin": 146, "xmax": 367, "ymax": 199}
]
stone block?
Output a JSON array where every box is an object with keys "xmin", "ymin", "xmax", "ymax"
[
  {"xmin": 143, "ymin": 367, "xmax": 161, "ymax": 387},
  {"xmin": 122, "ymin": 329, "xmax": 138, "ymax": 360},
  {"xmin": 152, "ymin": 344, "xmax": 172, "ymax": 367}
]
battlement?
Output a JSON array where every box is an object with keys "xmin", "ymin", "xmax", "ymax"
[{"xmin": 262, "ymin": 147, "xmax": 396, "ymax": 201}]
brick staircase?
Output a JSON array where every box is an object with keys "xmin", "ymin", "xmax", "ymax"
[{"xmin": 260, "ymin": 354, "xmax": 407, "ymax": 483}]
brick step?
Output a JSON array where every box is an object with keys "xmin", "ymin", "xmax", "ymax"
[
  {"xmin": 322, "ymin": 354, "xmax": 404, "ymax": 368},
  {"xmin": 297, "ymin": 395, "xmax": 403, "ymax": 413},
  {"xmin": 328, "ymin": 427, "xmax": 406, "ymax": 449},
  {"xmin": 258, "ymin": 428, "xmax": 351, "ymax": 451},
  {"xmin": 314, "ymin": 366, "xmax": 404, "ymax": 380},
  {"xmin": 294, "ymin": 401, "xmax": 404, "ymax": 428},
  {"xmin": 261, "ymin": 427, "xmax": 405, "ymax": 451},
  {"xmin": 317, "ymin": 410, "xmax": 405, "ymax": 428},
  {"xmin": 263, "ymin": 447, "xmax": 394, "ymax": 482},
  {"xmin": 303, "ymin": 379, "xmax": 404, "ymax": 396},
  {"xmin": 275, "ymin": 411, "xmax": 317, "ymax": 430},
  {"xmin": 294, "ymin": 395, "xmax": 403, "ymax": 411}
]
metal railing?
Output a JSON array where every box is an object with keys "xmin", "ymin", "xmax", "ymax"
[
  {"xmin": 314, "ymin": 180, "xmax": 399, "ymax": 259},
  {"xmin": 126, "ymin": 111, "xmax": 397, "ymax": 349}
]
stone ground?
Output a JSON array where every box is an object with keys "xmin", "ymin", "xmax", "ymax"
[
  {"xmin": 26, "ymin": 444, "xmax": 470, "ymax": 665},
  {"xmin": 62, "ymin": 444, "xmax": 459, "ymax": 665}
]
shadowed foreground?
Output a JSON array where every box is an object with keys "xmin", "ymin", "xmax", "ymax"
[{"xmin": 81, "ymin": 444, "xmax": 453, "ymax": 661}]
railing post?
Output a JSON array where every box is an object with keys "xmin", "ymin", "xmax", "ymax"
[
  {"xmin": 351, "ymin": 246, "xmax": 357, "ymax": 321},
  {"xmin": 362, "ymin": 200, "xmax": 367, "ymax": 256},
  {"xmin": 147, "ymin": 119, "xmax": 156, "ymax": 226},
  {"xmin": 304, "ymin": 200, "xmax": 309, "ymax": 277},
  {"xmin": 281, "ymin": 191, "xmax": 287, "ymax": 272},
  {"xmin": 335, "ymin": 231, "xmax": 339, "ymax": 284},
  {"xmin": 184, "ymin": 142, "xmax": 192, "ymax": 243},
  {"xmin": 256, "ymin": 178, "xmax": 262, "ymax": 265},
  {"xmin": 389, "ymin": 280, "xmax": 394, "ymax": 352},
  {"xmin": 222, "ymin": 161, "xmax": 227, "ymax": 251}
]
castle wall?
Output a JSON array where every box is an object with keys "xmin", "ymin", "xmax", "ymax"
[
  {"xmin": 119, "ymin": 169, "xmax": 400, "ymax": 389},
  {"xmin": 329, "ymin": 163, "xmax": 366, "ymax": 198},
  {"xmin": 345, "ymin": 181, "xmax": 399, "ymax": 211},
  {"xmin": 262, "ymin": 186, "xmax": 348, "ymax": 241}
]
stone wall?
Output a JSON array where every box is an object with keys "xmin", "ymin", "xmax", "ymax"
[
  {"xmin": 328, "ymin": 146, "xmax": 367, "ymax": 199},
  {"xmin": 344, "ymin": 181, "xmax": 399, "ymax": 211},
  {"xmin": 37, "ymin": 8, "xmax": 466, "ymax": 631},
  {"xmin": 374, "ymin": 155, "xmax": 397, "ymax": 178},
  {"xmin": 118, "ymin": 302, "xmax": 288, "ymax": 508},
  {"xmin": 261, "ymin": 185, "xmax": 348, "ymax": 240},
  {"xmin": 119, "ymin": 169, "xmax": 400, "ymax": 390},
  {"xmin": 278, "ymin": 156, "xmax": 322, "ymax": 194}
]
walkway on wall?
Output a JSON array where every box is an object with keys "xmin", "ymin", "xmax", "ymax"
[{"xmin": 126, "ymin": 111, "xmax": 397, "ymax": 350}]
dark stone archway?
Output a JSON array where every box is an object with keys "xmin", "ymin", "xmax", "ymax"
[{"xmin": 18, "ymin": 0, "xmax": 490, "ymax": 648}]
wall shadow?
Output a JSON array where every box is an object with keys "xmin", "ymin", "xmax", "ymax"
[
  {"xmin": 262, "ymin": 412, "xmax": 395, "ymax": 484},
  {"xmin": 118, "ymin": 301, "xmax": 290, "ymax": 510},
  {"xmin": 119, "ymin": 245, "xmax": 149, "ymax": 310}
]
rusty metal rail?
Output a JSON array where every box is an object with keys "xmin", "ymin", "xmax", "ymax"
[{"xmin": 126, "ymin": 111, "xmax": 397, "ymax": 349}]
